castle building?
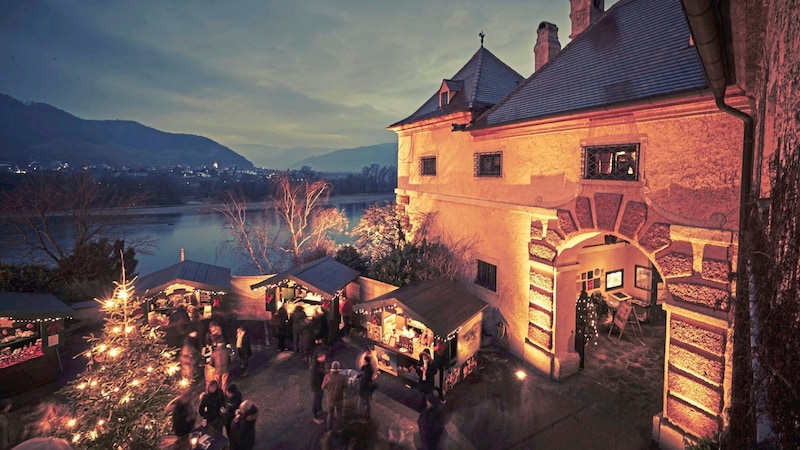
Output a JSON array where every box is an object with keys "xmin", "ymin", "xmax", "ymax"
[{"xmin": 388, "ymin": 0, "xmax": 761, "ymax": 447}]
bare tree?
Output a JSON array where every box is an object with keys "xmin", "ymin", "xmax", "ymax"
[
  {"xmin": 0, "ymin": 171, "xmax": 150, "ymax": 267},
  {"xmin": 217, "ymin": 175, "xmax": 348, "ymax": 271},
  {"xmin": 273, "ymin": 175, "xmax": 348, "ymax": 266},
  {"xmin": 216, "ymin": 190, "xmax": 276, "ymax": 274}
]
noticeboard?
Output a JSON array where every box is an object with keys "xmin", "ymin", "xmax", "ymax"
[{"xmin": 613, "ymin": 301, "xmax": 632, "ymax": 332}]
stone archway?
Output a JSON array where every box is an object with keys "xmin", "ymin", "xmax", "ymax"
[{"xmin": 524, "ymin": 193, "xmax": 734, "ymax": 449}]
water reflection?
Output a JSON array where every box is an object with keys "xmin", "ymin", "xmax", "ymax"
[{"xmin": 0, "ymin": 195, "xmax": 394, "ymax": 277}]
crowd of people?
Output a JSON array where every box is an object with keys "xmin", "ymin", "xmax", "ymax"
[{"xmin": 164, "ymin": 299, "xmax": 447, "ymax": 450}]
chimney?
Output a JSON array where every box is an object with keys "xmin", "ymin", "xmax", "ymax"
[
  {"xmin": 534, "ymin": 22, "xmax": 561, "ymax": 72},
  {"xmin": 569, "ymin": 0, "xmax": 605, "ymax": 40},
  {"xmin": 180, "ymin": 248, "xmax": 185, "ymax": 262}
]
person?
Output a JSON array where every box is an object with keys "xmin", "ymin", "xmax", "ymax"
[
  {"xmin": 355, "ymin": 345, "xmax": 378, "ymax": 380},
  {"xmin": 418, "ymin": 393, "xmax": 445, "ymax": 450},
  {"xmin": 0, "ymin": 399, "xmax": 11, "ymax": 450},
  {"xmin": 222, "ymin": 383, "xmax": 242, "ymax": 438},
  {"xmin": 198, "ymin": 380, "xmax": 225, "ymax": 434},
  {"xmin": 416, "ymin": 349, "xmax": 437, "ymax": 409},
  {"xmin": 312, "ymin": 306, "xmax": 328, "ymax": 348},
  {"xmin": 309, "ymin": 350, "xmax": 327, "ymax": 424},
  {"xmin": 230, "ymin": 400, "xmax": 258, "ymax": 450},
  {"xmin": 276, "ymin": 303, "xmax": 289, "ymax": 351},
  {"xmin": 358, "ymin": 355, "xmax": 376, "ymax": 419},
  {"xmin": 209, "ymin": 341, "xmax": 232, "ymax": 393},
  {"xmin": 300, "ymin": 316, "xmax": 316, "ymax": 365},
  {"xmin": 290, "ymin": 304, "xmax": 307, "ymax": 353},
  {"xmin": 339, "ymin": 296, "xmax": 354, "ymax": 338},
  {"xmin": 165, "ymin": 390, "xmax": 196, "ymax": 443},
  {"xmin": 235, "ymin": 326, "xmax": 252, "ymax": 377},
  {"xmin": 207, "ymin": 320, "xmax": 224, "ymax": 347},
  {"xmin": 321, "ymin": 360, "xmax": 347, "ymax": 431},
  {"xmin": 179, "ymin": 331, "xmax": 200, "ymax": 382}
]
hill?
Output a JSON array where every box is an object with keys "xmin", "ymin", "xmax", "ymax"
[
  {"xmin": 0, "ymin": 94, "xmax": 253, "ymax": 168},
  {"xmin": 288, "ymin": 143, "xmax": 396, "ymax": 172}
]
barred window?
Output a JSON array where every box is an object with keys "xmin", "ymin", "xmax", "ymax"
[
  {"xmin": 474, "ymin": 151, "xmax": 502, "ymax": 177},
  {"xmin": 420, "ymin": 156, "xmax": 437, "ymax": 176},
  {"xmin": 582, "ymin": 144, "xmax": 639, "ymax": 181},
  {"xmin": 475, "ymin": 260, "xmax": 497, "ymax": 291}
]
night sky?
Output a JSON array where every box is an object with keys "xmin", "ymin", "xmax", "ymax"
[{"xmin": 0, "ymin": 1, "xmax": 617, "ymax": 166}]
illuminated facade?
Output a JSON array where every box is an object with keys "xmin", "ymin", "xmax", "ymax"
[{"xmin": 388, "ymin": 0, "xmax": 756, "ymax": 447}]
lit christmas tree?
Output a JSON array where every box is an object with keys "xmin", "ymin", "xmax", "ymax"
[
  {"xmin": 575, "ymin": 289, "xmax": 599, "ymax": 346},
  {"xmin": 54, "ymin": 268, "xmax": 185, "ymax": 449}
]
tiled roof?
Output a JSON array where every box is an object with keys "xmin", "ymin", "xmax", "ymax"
[
  {"xmin": 353, "ymin": 278, "xmax": 488, "ymax": 338},
  {"xmin": 389, "ymin": 46, "xmax": 524, "ymax": 128},
  {"xmin": 133, "ymin": 260, "xmax": 231, "ymax": 295},
  {"xmin": 249, "ymin": 256, "xmax": 360, "ymax": 298},
  {"xmin": 0, "ymin": 292, "xmax": 73, "ymax": 319},
  {"xmin": 475, "ymin": 0, "xmax": 708, "ymax": 128}
]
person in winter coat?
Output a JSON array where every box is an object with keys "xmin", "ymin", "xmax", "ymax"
[
  {"xmin": 290, "ymin": 305, "xmax": 308, "ymax": 353},
  {"xmin": 417, "ymin": 393, "xmax": 445, "ymax": 450},
  {"xmin": 210, "ymin": 342, "xmax": 232, "ymax": 393},
  {"xmin": 179, "ymin": 331, "xmax": 200, "ymax": 382},
  {"xmin": 321, "ymin": 360, "xmax": 347, "ymax": 431},
  {"xmin": 198, "ymin": 380, "xmax": 225, "ymax": 434},
  {"xmin": 222, "ymin": 383, "xmax": 243, "ymax": 438},
  {"xmin": 230, "ymin": 400, "xmax": 258, "ymax": 450},
  {"xmin": 416, "ymin": 349, "xmax": 437, "ymax": 409},
  {"xmin": 165, "ymin": 389, "xmax": 195, "ymax": 442},
  {"xmin": 235, "ymin": 327, "xmax": 252, "ymax": 377},
  {"xmin": 309, "ymin": 350, "xmax": 327, "ymax": 424},
  {"xmin": 358, "ymin": 356, "xmax": 376, "ymax": 419},
  {"xmin": 276, "ymin": 304, "xmax": 289, "ymax": 351}
]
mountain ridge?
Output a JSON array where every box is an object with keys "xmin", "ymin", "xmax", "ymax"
[{"xmin": 0, "ymin": 93, "xmax": 253, "ymax": 168}]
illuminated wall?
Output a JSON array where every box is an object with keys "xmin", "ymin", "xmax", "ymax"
[{"xmin": 391, "ymin": 93, "xmax": 749, "ymax": 445}]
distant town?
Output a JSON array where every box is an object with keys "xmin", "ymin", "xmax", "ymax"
[{"xmin": 0, "ymin": 161, "xmax": 397, "ymax": 205}]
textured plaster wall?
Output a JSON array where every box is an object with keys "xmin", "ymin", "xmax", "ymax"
[{"xmin": 394, "ymin": 93, "xmax": 745, "ymax": 440}]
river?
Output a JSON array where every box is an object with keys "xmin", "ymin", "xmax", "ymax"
[{"xmin": 1, "ymin": 193, "xmax": 395, "ymax": 277}]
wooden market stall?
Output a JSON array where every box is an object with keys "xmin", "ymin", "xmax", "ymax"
[
  {"xmin": 0, "ymin": 292, "xmax": 73, "ymax": 397},
  {"xmin": 250, "ymin": 256, "xmax": 361, "ymax": 343},
  {"xmin": 133, "ymin": 259, "xmax": 231, "ymax": 346},
  {"xmin": 352, "ymin": 278, "xmax": 488, "ymax": 396}
]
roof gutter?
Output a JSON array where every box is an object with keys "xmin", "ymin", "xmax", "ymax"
[{"xmin": 681, "ymin": 0, "xmax": 756, "ymax": 444}]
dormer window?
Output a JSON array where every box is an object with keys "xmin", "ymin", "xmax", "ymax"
[{"xmin": 439, "ymin": 79, "xmax": 462, "ymax": 109}]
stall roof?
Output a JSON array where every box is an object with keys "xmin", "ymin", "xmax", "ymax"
[
  {"xmin": 133, "ymin": 260, "xmax": 231, "ymax": 296},
  {"xmin": 249, "ymin": 256, "xmax": 360, "ymax": 298},
  {"xmin": 0, "ymin": 292, "xmax": 74, "ymax": 320},
  {"xmin": 353, "ymin": 279, "xmax": 488, "ymax": 338}
]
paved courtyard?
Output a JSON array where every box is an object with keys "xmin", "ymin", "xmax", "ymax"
[{"xmin": 6, "ymin": 311, "xmax": 666, "ymax": 449}]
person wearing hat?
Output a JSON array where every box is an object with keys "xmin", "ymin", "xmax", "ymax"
[
  {"xmin": 230, "ymin": 400, "xmax": 259, "ymax": 450},
  {"xmin": 417, "ymin": 392, "xmax": 445, "ymax": 450},
  {"xmin": 321, "ymin": 360, "xmax": 347, "ymax": 431}
]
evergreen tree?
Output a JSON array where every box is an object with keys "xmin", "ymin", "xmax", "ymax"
[{"xmin": 54, "ymin": 271, "xmax": 183, "ymax": 449}]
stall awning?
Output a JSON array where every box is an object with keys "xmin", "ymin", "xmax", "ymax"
[
  {"xmin": 0, "ymin": 292, "xmax": 74, "ymax": 320},
  {"xmin": 133, "ymin": 260, "xmax": 231, "ymax": 296},
  {"xmin": 353, "ymin": 279, "xmax": 488, "ymax": 338},
  {"xmin": 250, "ymin": 256, "xmax": 360, "ymax": 298}
]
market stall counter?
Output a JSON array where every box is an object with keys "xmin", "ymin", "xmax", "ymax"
[
  {"xmin": 0, "ymin": 292, "xmax": 73, "ymax": 397},
  {"xmin": 353, "ymin": 278, "xmax": 487, "ymax": 397}
]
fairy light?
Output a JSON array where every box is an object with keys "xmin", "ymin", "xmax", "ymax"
[
  {"xmin": 72, "ymin": 433, "xmax": 81, "ymax": 443},
  {"xmin": 67, "ymin": 418, "xmax": 77, "ymax": 428}
]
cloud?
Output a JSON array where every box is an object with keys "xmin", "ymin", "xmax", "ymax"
[{"xmin": 1, "ymin": 0, "xmax": 595, "ymax": 155}]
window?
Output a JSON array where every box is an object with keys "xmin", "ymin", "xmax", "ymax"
[
  {"xmin": 606, "ymin": 269, "xmax": 624, "ymax": 290},
  {"xmin": 582, "ymin": 143, "xmax": 639, "ymax": 181},
  {"xmin": 474, "ymin": 151, "xmax": 502, "ymax": 177},
  {"xmin": 420, "ymin": 156, "xmax": 437, "ymax": 176},
  {"xmin": 476, "ymin": 260, "xmax": 497, "ymax": 291},
  {"xmin": 439, "ymin": 92, "xmax": 449, "ymax": 107}
]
